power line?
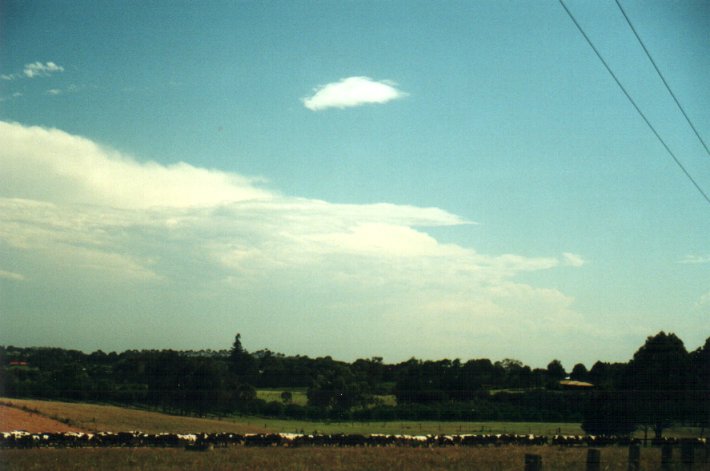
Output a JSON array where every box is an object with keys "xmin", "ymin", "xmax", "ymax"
[
  {"xmin": 558, "ymin": 0, "xmax": 710, "ymax": 206},
  {"xmin": 615, "ymin": 0, "xmax": 710, "ymax": 159}
]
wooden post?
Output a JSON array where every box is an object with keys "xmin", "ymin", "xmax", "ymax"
[
  {"xmin": 681, "ymin": 441, "xmax": 694, "ymax": 470},
  {"xmin": 586, "ymin": 448, "xmax": 600, "ymax": 471},
  {"xmin": 524, "ymin": 453, "xmax": 542, "ymax": 471},
  {"xmin": 628, "ymin": 444, "xmax": 640, "ymax": 471},
  {"xmin": 661, "ymin": 445, "xmax": 673, "ymax": 471}
]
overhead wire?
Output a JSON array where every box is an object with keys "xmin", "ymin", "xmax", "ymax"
[
  {"xmin": 614, "ymin": 0, "xmax": 710, "ymax": 159},
  {"xmin": 558, "ymin": 0, "xmax": 710, "ymax": 206}
]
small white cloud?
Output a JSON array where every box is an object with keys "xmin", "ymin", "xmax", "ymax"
[
  {"xmin": 0, "ymin": 269, "xmax": 25, "ymax": 281},
  {"xmin": 46, "ymin": 88, "xmax": 62, "ymax": 96},
  {"xmin": 562, "ymin": 252, "xmax": 585, "ymax": 267},
  {"xmin": 0, "ymin": 92, "xmax": 22, "ymax": 102},
  {"xmin": 303, "ymin": 76, "xmax": 407, "ymax": 111},
  {"xmin": 679, "ymin": 254, "xmax": 710, "ymax": 264},
  {"xmin": 2, "ymin": 61, "xmax": 64, "ymax": 81},
  {"xmin": 23, "ymin": 61, "xmax": 64, "ymax": 78}
]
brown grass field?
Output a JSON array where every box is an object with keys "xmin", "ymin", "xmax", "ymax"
[
  {"xmin": 0, "ymin": 446, "xmax": 684, "ymax": 471},
  {"xmin": 0, "ymin": 398, "xmax": 269, "ymax": 434},
  {"xmin": 0, "ymin": 406, "xmax": 85, "ymax": 433}
]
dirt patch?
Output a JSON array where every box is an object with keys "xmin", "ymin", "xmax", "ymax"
[{"xmin": 0, "ymin": 405, "xmax": 85, "ymax": 433}]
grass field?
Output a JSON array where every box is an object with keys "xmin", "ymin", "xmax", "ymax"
[
  {"xmin": 0, "ymin": 446, "xmax": 677, "ymax": 471},
  {"xmin": 2, "ymin": 398, "xmax": 709, "ymax": 470},
  {"xmin": 0, "ymin": 397, "xmax": 704, "ymax": 439},
  {"xmin": 255, "ymin": 389, "xmax": 309, "ymax": 406},
  {"xmin": 0, "ymin": 397, "xmax": 584, "ymax": 436}
]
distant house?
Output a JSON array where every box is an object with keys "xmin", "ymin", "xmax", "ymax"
[
  {"xmin": 559, "ymin": 379, "xmax": 593, "ymax": 389},
  {"xmin": 8, "ymin": 360, "xmax": 29, "ymax": 367}
]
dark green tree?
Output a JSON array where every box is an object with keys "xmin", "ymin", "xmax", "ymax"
[
  {"xmin": 622, "ymin": 332, "xmax": 691, "ymax": 438},
  {"xmin": 581, "ymin": 390, "xmax": 636, "ymax": 436},
  {"xmin": 570, "ymin": 363, "xmax": 589, "ymax": 382},
  {"xmin": 394, "ymin": 359, "xmax": 448, "ymax": 403},
  {"xmin": 689, "ymin": 337, "xmax": 710, "ymax": 432},
  {"xmin": 546, "ymin": 359, "xmax": 566, "ymax": 387},
  {"xmin": 307, "ymin": 365, "xmax": 370, "ymax": 411},
  {"xmin": 229, "ymin": 333, "xmax": 257, "ymax": 382},
  {"xmin": 280, "ymin": 390, "xmax": 293, "ymax": 404}
]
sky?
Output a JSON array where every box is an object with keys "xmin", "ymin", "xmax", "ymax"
[{"xmin": 1, "ymin": 0, "xmax": 708, "ymax": 369}]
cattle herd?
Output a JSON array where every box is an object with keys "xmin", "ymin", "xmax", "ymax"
[{"xmin": 1, "ymin": 431, "xmax": 706, "ymax": 449}]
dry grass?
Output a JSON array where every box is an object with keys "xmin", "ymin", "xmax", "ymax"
[
  {"xmin": 0, "ymin": 446, "xmax": 678, "ymax": 471},
  {"xmin": 0, "ymin": 406, "xmax": 85, "ymax": 433},
  {"xmin": 0, "ymin": 398, "xmax": 269, "ymax": 434}
]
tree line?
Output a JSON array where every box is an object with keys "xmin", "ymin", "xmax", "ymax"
[{"xmin": 1, "ymin": 332, "xmax": 708, "ymax": 437}]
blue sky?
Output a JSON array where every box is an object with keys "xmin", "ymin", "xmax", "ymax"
[{"xmin": 1, "ymin": 0, "xmax": 708, "ymax": 368}]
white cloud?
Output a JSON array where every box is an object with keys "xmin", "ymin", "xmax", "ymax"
[
  {"xmin": 0, "ymin": 269, "xmax": 25, "ymax": 281},
  {"xmin": 303, "ymin": 76, "xmax": 407, "ymax": 111},
  {"xmin": 0, "ymin": 92, "xmax": 23, "ymax": 102},
  {"xmin": 306, "ymin": 223, "xmax": 464, "ymax": 258},
  {"xmin": 679, "ymin": 254, "xmax": 710, "ymax": 264},
  {"xmin": 23, "ymin": 61, "xmax": 64, "ymax": 78},
  {"xmin": 46, "ymin": 88, "xmax": 62, "ymax": 96},
  {"xmin": 1, "ymin": 61, "xmax": 64, "ymax": 81},
  {"xmin": 562, "ymin": 252, "xmax": 585, "ymax": 267},
  {"xmin": 0, "ymin": 120, "xmax": 593, "ymax": 362},
  {"xmin": 0, "ymin": 121, "xmax": 271, "ymax": 209}
]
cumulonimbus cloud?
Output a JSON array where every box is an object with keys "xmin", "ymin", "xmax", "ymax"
[
  {"xmin": 302, "ymin": 76, "xmax": 407, "ymax": 111},
  {"xmin": 0, "ymin": 120, "xmax": 593, "ymax": 362},
  {"xmin": 0, "ymin": 121, "xmax": 271, "ymax": 209}
]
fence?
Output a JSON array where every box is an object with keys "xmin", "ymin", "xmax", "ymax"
[{"xmin": 524, "ymin": 443, "xmax": 710, "ymax": 471}]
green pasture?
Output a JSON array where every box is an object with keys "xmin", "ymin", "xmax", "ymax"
[
  {"xmin": 255, "ymin": 389, "xmax": 309, "ymax": 406},
  {"xmin": 229, "ymin": 412, "xmax": 702, "ymax": 438},
  {"xmin": 255, "ymin": 389, "xmax": 397, "ymax": 408},
  {"xmin": 228, "ymin": 416, "xmax": 585, "ymax": 436}
]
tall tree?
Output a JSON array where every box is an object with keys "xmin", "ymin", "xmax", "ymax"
[
  {"xmin": 689, "ymin": 337, "xmax": 710, "ymax": 432},
  {"xmin": 229, "ymin": 333, "xmax": 256, "ymax": 383},
  {"xmin": 622, "ymin": 332, "xmax": 691, "ymax": 438},
  {"xmin": 581, "ymin": 390, "xmax": 636, "ymax": 436},
  {"xmin": 570, "ymin": 363, "xmax": 589, "ymax": 382},
  {"xmin": 546, "ymin": 359, "xmax": 566, "ymax": 386}
]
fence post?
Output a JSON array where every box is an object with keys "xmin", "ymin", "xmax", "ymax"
[
  {"xmin": 661, "ymin": 445, "xmax": 673, "ymax": 471},
  {"xmin": 628, "ymin": 444, "xmax": 640, "ymax": 471},
  {"xmin": 524, "ymin": 453, "xmax": 542, "ymax": 471},
  {"xmin": 586, "ymin": 448, "xmax": 600, "ymax": 471},
  {"xmin": 681, "ymin": 441, "xmax": 694, "ymax": 470}
]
